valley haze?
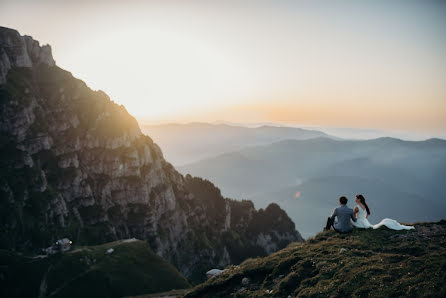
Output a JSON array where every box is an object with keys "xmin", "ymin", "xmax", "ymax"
[{"xmin": 142, "ymin": 123, "xmax": 446, "ymax": 239}]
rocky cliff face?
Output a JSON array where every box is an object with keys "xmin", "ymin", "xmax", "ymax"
[
  {"xmin": 0, "ymin": 27, "xmax": 302, "ymax": 282},
  {"xmin": 0, "ymin": 27, "xmax": 55, "ymax": 84}
]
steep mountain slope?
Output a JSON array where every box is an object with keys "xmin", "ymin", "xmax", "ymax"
[
  {"xmin": 185, "ymin": 221, "xmax": 446, "ymax": 297},
  {"xmin": 140, "ymin": 123, "xmax": 332, "ymax": 166},
  {"xmin": 0, "ymin": 239, "xmax": 190, "ymax": 298},
  {"xmin": 0, "ymin": 26, "xmax": 302, "ymax": 283}
]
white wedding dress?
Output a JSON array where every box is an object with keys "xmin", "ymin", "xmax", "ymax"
[{"xmin": 352, "ymin": 205, "xmax": 415, "ymax": 230}]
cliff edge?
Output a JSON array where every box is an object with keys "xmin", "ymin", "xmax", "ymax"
[{"xmin": 184, "ymin": 221, "xmax": 446, "ymax": 297}]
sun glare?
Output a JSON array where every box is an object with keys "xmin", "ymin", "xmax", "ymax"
[
  {"xmin": 3, "ymin": 0, "xmax": 444, "ymax": 132},
  {"xmin": 63, "ymin": 25, "xmax": 257, "ymax": 120}
]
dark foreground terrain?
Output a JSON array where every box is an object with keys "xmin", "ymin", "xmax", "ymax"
[
  {"xmin": 0, "ymin": 240, "xmax": 190, "ymax": 298},
  {"xmin": 182, "ymin": 221, "xmax": 446, "ymax": 298}
]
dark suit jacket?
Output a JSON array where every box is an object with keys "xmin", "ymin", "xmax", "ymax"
[{"xmin": 330, "ymin": 204, "xmax": 357, "ymax": 232}]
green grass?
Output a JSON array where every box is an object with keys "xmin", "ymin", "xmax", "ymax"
[
  {"xmin": 184, "ymin": 221, "xmax": 446, "ymax": 298},
  {"xmin": 0, "ymin": 239, "xmax": 190, "ymax": 298}
]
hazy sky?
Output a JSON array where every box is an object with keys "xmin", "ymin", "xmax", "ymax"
[{"xmin": 1, "ymin": 0, "xmax": 445, "ymax": 135}]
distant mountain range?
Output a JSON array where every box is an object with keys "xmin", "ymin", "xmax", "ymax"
[
  {"xmin": 179, "ymin": 137, "xmax": 446, "ymax": 238},
  {"xmin": 140, "ymin": 122, "xmax": 333, "ymax": 166}
]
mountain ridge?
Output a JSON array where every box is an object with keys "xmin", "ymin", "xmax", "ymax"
[{"xmin": 140, "ymin": 122, "xmax": 334, "ymax": 166}]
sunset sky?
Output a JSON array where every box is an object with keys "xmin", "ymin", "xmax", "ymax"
[{"xmin": 1, "ymin": 0, "xmax": 445, "ymax": 135}]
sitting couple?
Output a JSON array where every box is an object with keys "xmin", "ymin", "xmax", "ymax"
[{"xmin": 324, "ymin": 194, "xmax": 415, "ymax": 233}]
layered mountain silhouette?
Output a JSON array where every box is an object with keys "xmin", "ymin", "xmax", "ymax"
[
  {"xmin": 179, "ymin": 137, "xmax": 446, "ymax": 238},
  {"xmin": 0, "ymin": 26, "xmax": 302, "ymax": 290},
  {"xmin": 140, "ymin": 122, "xmax": 332, "ymax": 166}
]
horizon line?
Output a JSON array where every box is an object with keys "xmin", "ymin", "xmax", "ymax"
[{"xmin": 136, "ymin": 119, "xmax": 446, "ymax": 141}]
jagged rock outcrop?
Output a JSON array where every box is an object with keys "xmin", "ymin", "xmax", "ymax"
[
  {"xmin": 0, "ymin": 26, "xmax": 55, "ymax": 84},
  {"xmin": 0, "ymin": 27, "xmax": 302, "ymax": 282}
]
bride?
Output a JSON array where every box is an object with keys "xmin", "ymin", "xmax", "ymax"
[{"xmin": 352, "ymin": 194, "xmax": 415, "ymax": 230}]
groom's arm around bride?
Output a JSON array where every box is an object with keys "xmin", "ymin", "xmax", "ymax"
[{"xmin": 324, "ymin": 196, "xmax": 357, "ymax": 233}]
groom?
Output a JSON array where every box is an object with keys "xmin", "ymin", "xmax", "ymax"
[{"xmin": 324, "ymin": 196, "xmax": 357, "ymax": 233}]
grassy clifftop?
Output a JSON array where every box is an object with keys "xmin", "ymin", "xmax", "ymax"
[
  {"xmin": 0, "ymin": 239, "xmax": 190, "ymax": 298},
  {"xmin": 184, "ymin": 221, "xmax": 446, "ymax": 297}
]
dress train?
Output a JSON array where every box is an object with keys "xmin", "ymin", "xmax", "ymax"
[{"xmin": 352, "ymin": 205, "xmax": 415, "ymax": 230}]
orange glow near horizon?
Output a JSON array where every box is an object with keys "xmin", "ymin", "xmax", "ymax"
[
  {"xmin": 1, "ymin": 1, "xmax": 445, "ymax": 135},
  {"xmin": 146, "ymin": 98, "xmax": 446, "ymax": 134}
]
